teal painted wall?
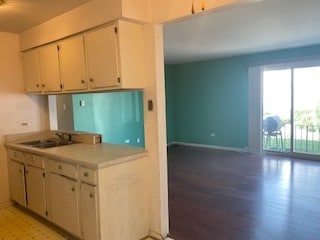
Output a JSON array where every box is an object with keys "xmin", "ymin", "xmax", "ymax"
[
  {"xmin": 166, "ymin": 44, "xmax": 320, "ymax": 149},
  {"xmin": 165, "ymin": 65, "xmax": 175, "ymax": 143},
  {"xmin": 72, "ymin": 91, "xmax": 144, "ymax": 147}
]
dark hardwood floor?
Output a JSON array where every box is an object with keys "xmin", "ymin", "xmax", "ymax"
[{"xmin": 167, "ymin": 145, "xmax": 320, "ymax": 240}]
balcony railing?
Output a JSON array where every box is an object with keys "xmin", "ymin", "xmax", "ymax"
[{"xmin": 263, "ymin": 124, "xmax": 320, "ymax": 155}]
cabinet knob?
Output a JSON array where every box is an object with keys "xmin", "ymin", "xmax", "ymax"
[
  {"xmin": 81, "ymin": 79, "xmax": 85, "ymax": 84},
  {"xmin": 89, "ymin": 193, "xmax": 94, "ymax": 198},
  {"xmin": 42, "ymin": 84, "xmax": 45, "ymax": 88},
  {"xmin": 71, "ymin": 187, "xmax": 76, "ymax": 192},
  {"xmin": 36, "ymin": 84, "xmax": 40, "ymax": 88},
  {"xmin": 84, "ymin": 172, "xmax": 89, "ymax": 177},
  {"xmin": 89, "ymin": 78, "xmax": 94, "ymax": 83}
]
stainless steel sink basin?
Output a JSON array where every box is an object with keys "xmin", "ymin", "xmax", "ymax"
[{"xmin": 19, "ymin": 138, "xmax": 78, "ymax": 149}]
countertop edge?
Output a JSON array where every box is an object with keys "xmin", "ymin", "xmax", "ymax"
[{"xmin": 5, "ymin": 142, "xmax": 148, "ymax": 169}]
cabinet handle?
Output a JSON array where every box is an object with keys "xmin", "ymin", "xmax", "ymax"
[
  {"xmin": 89, "ymin": 78, "xmax": 94, "ymax": 83},
  {"xmin": 81, "ymin": 79, "xmax": 85, "ymax": 84},
  {"xmin": 84, "ymin": 172, "xmax": 89, "ymax": 177},
  {"xmin": 89, "ymin": 193, "xmax": 94, "ymax": 198},
  {"xmin": 71, "ymin": 187, "xmax": 75, "ymax": 192},
  {"xmin": 58, "ymin": 165, "xmax": 62, "ymax": 170},
  {"xmin": 42, "ymin": 84, "xmax": 45, "ymax": 88}
]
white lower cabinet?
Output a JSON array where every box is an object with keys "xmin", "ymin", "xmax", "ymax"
[
  {"xmin": 7, "ymin": 148, "xmax": 148, "ymax": 240},
  {"xmin": 49, "ymin": 173, "xmax": 81, "ymax": 238},
  {"xmin": 80, "ymin": 183, "xmax": 99, "ymax": 240},
  {"xmin": 8, "ymin": 160, "xmax": 27, "ymax": 207},
  {"xmin": 25, "ymin": 165, "xmax": 46, "ymax": 217}
]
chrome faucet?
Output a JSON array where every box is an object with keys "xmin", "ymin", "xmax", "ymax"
[{"xmin": 53, "ymin": 131, "xmax": 72, "ymax": 143}]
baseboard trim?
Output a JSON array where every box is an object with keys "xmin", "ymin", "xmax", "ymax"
[{"xmin": 169, "ymin": 141, "xmax": 247, "ymax": 153}]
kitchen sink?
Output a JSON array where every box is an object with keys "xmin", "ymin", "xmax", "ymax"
[{"xmin": 19, "ymin": 138, "xmax": 79, "ymax": 149}]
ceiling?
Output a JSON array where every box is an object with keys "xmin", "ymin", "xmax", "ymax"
[
  {"xmin": 0, "ymin": 0, "xmax": 90, "ymax": 33},
  {"xmin": 1, "ymin": 0, "xmax": 320, "ymax": 64},
  {"xmin": 164, "ymin": 0, "xmax": 320, "ymax": 64}
]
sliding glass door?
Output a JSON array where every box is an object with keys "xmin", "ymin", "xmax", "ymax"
[
  {"xmin": 293, "ymin": 66, "xmax": 320, "ymax": 154},
  {"xmin": 263, "ymin": 69, "xmax": 291, "ymax": 152},
  {"xmin": 263, "ymin": 65, "xmax": 320, "ymax": 156}
]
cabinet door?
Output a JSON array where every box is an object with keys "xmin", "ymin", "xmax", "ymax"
[
  {"xmin": 49, "ymin": 173, "xmax": 81, "ymax": 237},
  {"xmin": 80, "ymin": 183, "xmax": 99, "ymax": 240},
  {"xmin": 8, "ymin": 160, "xmax": 26, "ymax": 206},
  {"xmin": 85, "ymin": 25, "xmax": 120, "ymax": 89},
  {"xmin": 59, "ymin": 36, "xmax": 87, "ymax": 91},
  {"xmin": 25, "ymin": 165, "xmax": 46, "ymax": 217},
  {"xmin": 38, "ymin": 44, "xmax": 61, "ymax": 92},
  {"xmin": 22, "ymin": 50, "xmax": 41, "ymax": 93}
]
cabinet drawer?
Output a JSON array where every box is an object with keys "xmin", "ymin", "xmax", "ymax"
[
  {"xmin": 25, "ymin": 153, "xmax": 44, "ymax": 169},
  {"xmin": 8, "ymin": 149, "xmax": 24, "ymax": 163},
  {"xmin": 48, "ymin": 160, "xmax": 77, "ymax": 179},
  {"xmin": 79, "ymin": 167, "xmax": 97, "ymax": 185}
]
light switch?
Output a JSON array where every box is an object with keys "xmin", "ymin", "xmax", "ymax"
[{"xmin": 80, "ymin": 100, "xmax": 86, "ymax": 107}]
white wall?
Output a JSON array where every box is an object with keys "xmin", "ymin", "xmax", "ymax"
[{"xmin": 0, "ymin": 32, "xmax": 49, "ymax": 206}]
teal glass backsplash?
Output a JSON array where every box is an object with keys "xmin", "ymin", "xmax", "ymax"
[{"xmin": 72, "ymin": 91, "xmax": 145, "ymax": 147}]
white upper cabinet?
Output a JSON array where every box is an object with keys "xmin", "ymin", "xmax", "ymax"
[
  {"xmin": 22, "ymin": 49, "xmax": 41, "ymax": 93},
  {"xmin": 85, "ymin": 21, "xmax": 145, "ymax": 90},
  {"xmin": 85, "ymin": 24, "xmax": 119, "ymax": 89},
  {"xmin": 22, "ymin": 20, "xmax": 146, "ymax": 94},
  {"xmin": 115, "ymin": 21, "xmax": 146, "ymax": 89},
  {"xmin": 38, "ymin": 44, "xmax": 62, "ymax": 93},
  {"xmin": 23, "ymin": 44, "xmax": 61, "ymax": 93},
  {"xmin": 59, "ymin": 36, "xmax": 87, "ymax": 91}
]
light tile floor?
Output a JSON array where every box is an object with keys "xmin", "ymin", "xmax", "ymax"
[
  {"xmin": 0, "ymin": 206, "xmax": 174, "ymax": 240},
  {"xmin": 0, "ymin": 206, "xmax": 67, "ymax": 240}
]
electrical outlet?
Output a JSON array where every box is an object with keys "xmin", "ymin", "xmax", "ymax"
[
  {"xmin": 125, "ymin": 139, "xmax": 130, "ymax": 144},
  {"xmin": 137, "ymin": 138, "xmax": 140, "ymax": 143},
  {"xmin": 210, "ymin": 133, "xmax": 216, "ymax": 137}
]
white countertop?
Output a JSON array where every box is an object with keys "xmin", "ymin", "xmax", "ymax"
[{"xmin": 5, "ymin": 132, "xmax": 147, "ymax": 169}]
